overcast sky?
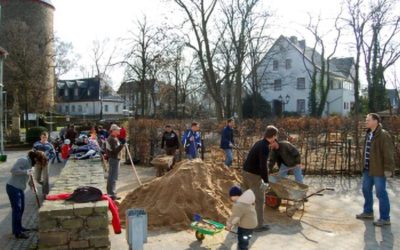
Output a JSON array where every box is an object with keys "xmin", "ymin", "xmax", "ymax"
[{"xmin": 52, "ymin": 0, "xmax": 398, "ymax": 89}]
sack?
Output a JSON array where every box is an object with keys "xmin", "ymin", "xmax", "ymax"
[{"xmin": 66, "ymin": 186, "xmax": 102, "ymax": 203}]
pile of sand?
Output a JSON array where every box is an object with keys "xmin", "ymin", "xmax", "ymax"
[{"xmin": 118, "ymin": 158, "xmax": 242, "ymax": 230}]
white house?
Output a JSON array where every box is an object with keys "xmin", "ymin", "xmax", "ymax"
[
  {"xmin": 255, "ymin": 35, "xmax": 355, "ymax": 116},
  {"xmin": 56, "ymin": 77, "xmax": 124, "ymax": 118}
]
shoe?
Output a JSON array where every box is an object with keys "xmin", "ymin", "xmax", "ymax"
[
  {"xmin": 15, "ymin": 232, "xmax": 30, "ymax": 239},
  {"xmin": 254, "ymin": 224, "xmax": 270, "ymax": 232},
  {"xmin": 373, "ymin": 219, "xmax": 391, "ymax": 227},
  {"xmin": 356, "ymin": 212, "xmax": 374, "ymax": 220},
  {"xmin": 110, "ymin": 196, "xmax": 121, "ymax": 201}
]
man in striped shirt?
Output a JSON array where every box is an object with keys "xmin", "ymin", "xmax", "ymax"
[{"xmin": 356, "ymin": 113, "xmax": 395, "ymax": 226}]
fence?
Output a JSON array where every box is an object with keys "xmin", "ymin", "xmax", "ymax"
[{"xmin": 127, "ymin": 116, "xmax": 400, "ymax": 175}]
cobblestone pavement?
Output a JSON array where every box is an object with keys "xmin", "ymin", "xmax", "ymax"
[{"xmin": 0, "ymin": 150, "xmax": 65, "ymax": 250}]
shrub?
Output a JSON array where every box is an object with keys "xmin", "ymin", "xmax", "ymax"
[{"xmin": 26, "ymin": 126, "xmax": 48, "ymax": 144}]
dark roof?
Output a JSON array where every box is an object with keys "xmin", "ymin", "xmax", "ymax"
[{"xmin": 275, "ymin": 35, "xmax": 354, "ymax": 80}]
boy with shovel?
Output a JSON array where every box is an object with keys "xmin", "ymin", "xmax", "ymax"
[{"xmin": 226, "ymin": 185, "xmax": 257, "ymax": 250}]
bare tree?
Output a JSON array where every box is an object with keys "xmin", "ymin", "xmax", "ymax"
[
  {"xmin": 54, "ymin": 37, "xmax": 79, "ymax": 79},
  {"xmin": 121, "ymin": 16, "xmax": 165, "ymax": 117},
  {"xmin": 362, "ymin": 0, "xmax": 400, "ymax": 112},
  {"xmin": 173, "ymin": 0, "xmax": 226, "ymax": 120},
  {"xmin": 302, "ymin": 12, "xmax": 342, "ymax": 117},
  {"xmin": 1, "ymin": 20, "xmax": 54, "ymax": 127}
]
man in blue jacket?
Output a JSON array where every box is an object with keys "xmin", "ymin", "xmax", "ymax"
[
  {"xmin": 182, "ymin": 122, "xmax": 201, "ymax": 159},
  {"xmin": 220, "ymin": 119, "xmax": 235, "ymax": 167}
]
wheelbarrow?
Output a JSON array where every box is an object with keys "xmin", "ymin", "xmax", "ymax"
[
  {"xmin": 265, "ymin": 174, "xmax": 334, "ymax": 218},
  {"xmin": 190, "ymin": 214, "xmax": 225, "ymax": 241}
]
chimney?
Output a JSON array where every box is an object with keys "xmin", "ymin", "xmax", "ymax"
[
  {"xmin": 299, "ymin": 40, "xmax": 306, "ymax": 50},
  {"xmin": 289, "ymin": 36, "xmax": 298, "ymax": 44}
]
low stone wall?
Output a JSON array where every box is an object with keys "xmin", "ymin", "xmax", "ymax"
[{"xmin": 38, "ymin": 158, "xmax": 110, "ymax": 250}]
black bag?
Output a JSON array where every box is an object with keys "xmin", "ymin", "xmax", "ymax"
[{"xmin": 66, "ymin": 186, "xmax": 103, "ymax": 203}]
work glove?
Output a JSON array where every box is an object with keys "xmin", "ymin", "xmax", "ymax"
[
  {"xmin": 26, "ymin": 169, "xmax": 33, "ymax": 175},
  {"xmin": 384, "ymin": 171, "xmax": 392, "ymax": 178},
  {"xmin": 260, "ymin": 181, "xmax": 269, "ymax": 192}
]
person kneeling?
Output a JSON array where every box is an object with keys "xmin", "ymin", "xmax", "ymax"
[{"xmin": 226, "ymin": 186, "xmax": 257, "ymax": 250}]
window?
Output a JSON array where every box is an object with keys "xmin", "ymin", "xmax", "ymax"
[
  {"xmin": 74, "ymin": 88, "xmax": 79, "ymax": 96},
  {"xmin": 273, "ymin": 60, "xmax": 279, "ymax": 71},
  {"xmin": 297, "ymin": 99, "xmax": 306, "ymax": 113},
  {"xmin": 64, "ymin": 88, "xmax": 68, "ymax": 97},
  {"xmin": 285, "ymin": 59, "xmax": 292, "ymax": 69},
  {"xmin": 274, "ymin": 79, "xmax": 282, "ymax": 91},
  {"xmin": 104, "ymin": 105, "xmax": 109, "ymax": 112},
  {"xmin": 87, "ymin": 88, "xmax": 91, "ymax": 96},
  {"xmin": 71, "ymin": 105, "xmax": 75, "ymax": 112},
  {"xmin": 331, "ymin": 80, "xmax": 342, "ymax": 89},
  {"xmin": 344, "ymin": 102, "xmax": 350, "ymax": 110},
  {"xmin": 65, "ymin": 105, "xmax": 69, "ymax": 113},
  {"xmin": 115, "ymin": 105, "xmax": 119, "ymax": 112},
  {"xmin": 78, "ymin": 105, "xmax": 82, "ymax": 112},
  {"xmin": 58, "ymin": 106, "xmax": 62, "ymax": 113},
  {"xmin": 297, "ymin": 78, "xmax": 305, "ymax": 89}
]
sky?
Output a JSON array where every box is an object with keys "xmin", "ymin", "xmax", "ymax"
[{"xmin": 52, "ymin": 0, "xmax": 398, "ymax": 89}]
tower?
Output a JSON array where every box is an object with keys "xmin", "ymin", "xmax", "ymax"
[{"xmin": 0, "ymin": 0, "xmax": 55, "ymax": 114}]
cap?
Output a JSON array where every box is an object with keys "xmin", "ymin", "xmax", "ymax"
[
  {"xmin": 229, "ymin": 185, "xmax": 242, "ymax": 197},
  {"xmin": 64, "ymin": 139, "xmax": 71, "ymax": 145},
  {"xmin": 110, "ymin": 124, "xmax": 121, "ymax": 131}
]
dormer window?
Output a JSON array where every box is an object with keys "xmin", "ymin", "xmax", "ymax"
[{"xmin": 74, "ymin": 88, "xmax": 79, "ymax": 96}]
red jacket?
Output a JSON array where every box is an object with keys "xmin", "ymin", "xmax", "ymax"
[
  {"xmin": 46, "ymin": 193, "xmax": 121, "ymax": 234},
  {"xmin": 61, "ymin": 144, "xmax": 71, "ymax": 160},
  {"xmin": 118, "ymin": 127, "xmax": 127, "ymax": 140}
]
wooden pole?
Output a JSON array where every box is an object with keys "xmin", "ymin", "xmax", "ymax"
[
  {"xmin": 29, "ymin": 174, "xmax": 41, "ymax": 208},
  {"xmin": 125, "ymin": 144, "xmax": 142, "ymax": 186}
]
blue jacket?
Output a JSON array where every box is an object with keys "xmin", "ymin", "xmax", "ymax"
[
  {"xmin": 220, "ymin": 126, "xmax": 234, "ymax": 149},
  {"xmin": 33, "ymin": 141, "xmax": 55, "ymax": 160},
  {"xmin": 182, "ymin": 129, "xmax": 202, "ymax": 157}
]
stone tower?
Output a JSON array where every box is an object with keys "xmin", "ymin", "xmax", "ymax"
[{"xmin": 0, "ymin": 0, "xmax": 55, "ymax": 112}]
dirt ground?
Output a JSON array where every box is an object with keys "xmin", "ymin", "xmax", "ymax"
[{"xmin": 112, "ymin": 161, "xmax": 400, "ymax": 250}]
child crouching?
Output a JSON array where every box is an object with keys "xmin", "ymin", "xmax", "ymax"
[{"xmin": 227, "ymin": 186, "xmax": 257, "ymax": 250}]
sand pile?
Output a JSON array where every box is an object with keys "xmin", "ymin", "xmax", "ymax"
[{"xmin": 118, "ymin": 158, "xmax": 242, "ymax": 230}]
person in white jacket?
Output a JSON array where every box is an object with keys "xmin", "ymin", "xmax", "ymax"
[{"xmin": 227, "ymin": 186, "xmax": 258, "ymax": 250}]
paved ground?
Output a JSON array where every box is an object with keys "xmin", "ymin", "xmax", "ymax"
[
  {"xmin": 0, "ymin": 150, "xmax": 65, "ymax": 250},
  {"xmin": 112, "ymin": 173, "xmax": 400, "ymax": 250},
  {"xmin": 1, "ymin": 150, "xmax": 398, "ymax": 250}
]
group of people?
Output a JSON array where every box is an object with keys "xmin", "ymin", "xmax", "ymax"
[
  {"xmin": 5, "ymin": 123, "xmax": 127, "ymax": 239},
  {"xmin": 225, "ymin": 113, "xmax": 396, "ymax": 249},
  {"xmin": 5, "ymin": 113, "xmax": 396, "ymax": 246}
]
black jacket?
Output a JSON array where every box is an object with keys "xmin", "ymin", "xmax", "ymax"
[
  {"xmin": 268, "ymin": 140, "xmax": 301, "ymax": 170},
  {"xmin": 161, "ymin": 131, "xmax": 179, "ymax": 149},
  {"xmin": 243, "ymin": 139, "xmax": 270, "ymax": 183}
]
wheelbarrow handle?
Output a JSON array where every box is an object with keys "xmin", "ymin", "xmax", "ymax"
[{"xmin": 325, "ymin": 187, "xmax": 335, "ymax": 191}]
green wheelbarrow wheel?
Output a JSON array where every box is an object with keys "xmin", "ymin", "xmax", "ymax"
[{"xmin": 195, "ymin": 230, "xmax": 205, "ymax": 241}]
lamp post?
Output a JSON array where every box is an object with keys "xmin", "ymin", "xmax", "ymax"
[
  {"xmin": 0, "ymin": 47, "xmax": 8, "ymax": 156},
  {"xmin": 278, "ymin": 94, "xmax": 290, "ymax": 112}
]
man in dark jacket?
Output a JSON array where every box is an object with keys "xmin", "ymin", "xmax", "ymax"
[
  {"xmin": 161, "ymin": 125, "xmax": 180, "ymax": 156},
  {"xmin": 105, "ymin": 124, "xmax": 125, "ymax": 200},
  {"xmin": 356, "ymin": 113, "xmax": 395, "ymax": 227},
  {"xmin": 268, "ymin": 140, "xmax": 303, "ymax": 183},
  {"xmin": 220, "ymin": 119, "xmax": 234, "ymax": 167},
  {"xmin": 242, "ymin": 125, "xmax": 277, "ymax": 232}
]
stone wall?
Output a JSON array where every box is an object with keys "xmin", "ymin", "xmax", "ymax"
[{"xmin": 38, "ymin": 159, "xmax": 110, "ymax": 250}]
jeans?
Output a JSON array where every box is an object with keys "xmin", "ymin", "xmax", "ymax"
[
  {"xmin": 224, "ymin": 148, "xmax": 233, "ymax": 167},
  {"xmin": 34, "ymin": 162, "xmax": 49, "ymax": 195},
  {"xmin": 237, "ymin": 227, "xmax": 253, "ymax": 250},
  {"xmin": 6, "ymin": 184, "xmax": 25, "ymax": 236},
  {"xmin": 107, "ymin": 158, "xmax": 120, "ymax": 197},
  {"xmin": 279, "ymin": 164, "xmax": 303, "ymax": 183},
  {"xmin": 362, "ymin": 170, "xmax": 390, "ymax": 220}
]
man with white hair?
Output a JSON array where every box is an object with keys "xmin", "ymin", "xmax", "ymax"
[{"xmin": 105, "ymin": 124, "xmax": 125, "ymax": 200}]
